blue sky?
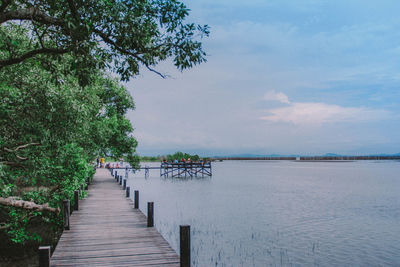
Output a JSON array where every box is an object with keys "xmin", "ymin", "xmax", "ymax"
[{"xmin": 126, "ymin": 0, "xmax": 400, "ymax": 156}]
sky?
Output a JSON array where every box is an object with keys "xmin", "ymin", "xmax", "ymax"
[{"xmin": 126, "ymin": 0, "xmax": 400, "ymax": 156}]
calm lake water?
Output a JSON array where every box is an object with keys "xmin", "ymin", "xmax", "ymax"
[{"xmin": 123, "ymin": 160, "xmax": 400, "ymax": 266}]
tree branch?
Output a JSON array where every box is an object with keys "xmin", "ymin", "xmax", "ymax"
[
  {"xmin": 0, "ymin": 47, "xmax": 70, "ymax": 69},
  {"xmin": 93, "ymin": 28, "xmax": 167, "ymax": 78},
  {"xmin": 0, "ymin": 223, "xmax": 11, "ymax": 230},
  {"xmin": 0, "ymin": 7, "xmax": 63, "ymax": 26},
  {"xmin": 3, "ymin": 142, "xmax": 41, "ymax": 153},
  {"xmin": 0, "ymin": 197, "xmax": 60, "ymax": 214},
  {"xmin": 15, "ymin": 155, "xmax": 27, "ymax": 161},
  {"xmin": 14, "ymin": 142, "xmax": 41, "ymax": 152},
  {"xmin": 146, "ymin": 65, "xmax": 167, "ymax": 78}
]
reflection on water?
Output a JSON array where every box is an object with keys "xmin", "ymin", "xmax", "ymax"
[{"xmin": 125, "ymin": 160, "xmax": 400, "ymax": 266}]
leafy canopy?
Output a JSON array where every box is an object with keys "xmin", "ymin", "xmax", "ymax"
[{"xmin": 0, "ymin": 0, "xmax": 209, "ymax": 81}]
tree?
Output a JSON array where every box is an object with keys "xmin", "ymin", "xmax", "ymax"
[
  {"xmin": 0, "ymin": 1, "xmax": 208, "ymax": 263},
  {"xmin": 0, "ymin": 24, "xmax": 140, "ymax": 258},
  {"xmin": 0, "ymin": 0, "xmax": 209, "ymax": 81},
  {"xmin": 165, "ymin": 151, "xmax": 200, "ymax": 162}
]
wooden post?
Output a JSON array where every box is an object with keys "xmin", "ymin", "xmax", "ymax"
[
  {"xmin": 80, "ymin": 184, "xmax": 84, "ymax": 192},
  {"xmin": 147, "ymin": 202, "xmax": 154, "ymax": 227},
  {"xmin": 63, "ymin": 200, "xmax": 70, "ymax": 230},
  {"xmin": 123, "ymin": 179, "xmax": 127, "ymax": 190},
  {"xmin": 115, "ymin": 171, "xmax": 118, "ymax": 179},
  {"xmin": 180, "ymin": 225, "xmax": 190, "ymax": 267},
  {"xmin": 126, "ymin": 186, "xmax": 130, "ymax": 198},
  {"xmin": 134, "ymin": 190, "xmax": 139, "ymax": 209},
  {"xmin": 38, "ymin": 246, "xmax": 50, "ymax": 267},
  {"xmin": 119, "ymin": 175, "xmax": 122, "ymax": 185},
  {"xmin": 85, "ymin": 182, "xmax": 88, "ymax": 190},
  {"xmin": 74, "ymin": 190, "xmax": 79, "ymax": 211},
  {"xmin": 87, "ymin": 176, "xmax": 91, "ymax": 185}
]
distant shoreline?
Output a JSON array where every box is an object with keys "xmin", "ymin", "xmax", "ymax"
[{"xmin": 211, "ymin": 156, "xmax": 400, "ymax": 161}]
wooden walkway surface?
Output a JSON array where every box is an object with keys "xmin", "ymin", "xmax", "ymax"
[{"xmin": 51, "ymin": 168, "xmax": 179, "ymax": 266}]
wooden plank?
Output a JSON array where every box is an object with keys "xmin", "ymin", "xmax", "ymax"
[{"xmin": 51, "ymin": 168, "xmax": 179, "ymax": 266}]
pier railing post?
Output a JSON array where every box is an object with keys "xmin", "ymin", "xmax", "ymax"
[
  {"xmin": 180, "ymin": 225, "xmax": 190, "ymax": 267},
  {"xmin": 63, "ymin": 200, "xmax": 70, "ymax": 230},
  {"xmin": 147, "ymin": 202, "xmax": 154, "ymax": 227},
  {"xmin": 126, "ymin": 186, "xmax": 130, "ymax": 198},
  {"xmin": 134, "ymin": 190, "xmax": 139, "ymax": 209},
  {"xmin": 38, "ymin": 246, "xmax": 50, "ymax": 267},
  {"xmin": 119, "ymin": 176, "xmax": 122, "ymax": 185},
  {"xmin": 74, "ymin": 190, "xmax": 79, "ymax": 211},
  {"xmin": 123, "ymin": 179, "xmax": 127, "ymax": 190}
]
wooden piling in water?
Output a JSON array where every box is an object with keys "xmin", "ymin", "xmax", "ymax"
[
  {"xmin": 147, "ymin": 202, "xmax": 154, "ymax": 227},
  {"xmin": 180, "ymin": 225, "xmax": 191, "ymax": 267},
  {"xmin": 126, "ymin": 186, "xmax": 130, "ymax": 198},
  {"xmin": 38, "ymin": 246, "xmax": 50, "ymax": 267}
]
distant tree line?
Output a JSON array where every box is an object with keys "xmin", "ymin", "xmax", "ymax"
[
  {"xmin": 165, "ymin": 152, "xmax": 200, "ymax": 162},
  {"xmin": 140, "ymin": 152, "xmax": 210, "ymax": 162}
]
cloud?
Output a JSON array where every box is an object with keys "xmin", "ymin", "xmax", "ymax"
[
  {"xmin": 260, "ymin": 91, "xmax": 391, "ymax": 124},
  {"xmin": 264, "ymin": 90, "xmax": 291, "ymax": 104},
  {"xmin": 260, "ymin": 102, "xmax": 391, "ymax": 124}
]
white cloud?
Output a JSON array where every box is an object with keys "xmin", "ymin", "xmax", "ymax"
[
  {"xmin": 263, "ymin": 90, "xmax": 291, "ymax": 104},
  {"xmin": 260, "ymin": 102, "xmax": 391, "ymax": 124}
]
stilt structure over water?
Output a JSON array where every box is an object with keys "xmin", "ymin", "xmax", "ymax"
[
  {"xmin": 109, "ymin": 162, "xmax": 213, "ymax": 178},
  {"xmin": 160, "ymin": 162, "xmax": 212, "ymax": 178}
]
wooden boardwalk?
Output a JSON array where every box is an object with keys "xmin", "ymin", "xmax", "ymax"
[{"xmin": 51, "ymin": 168, "xmax": 179, "ymax": 266}]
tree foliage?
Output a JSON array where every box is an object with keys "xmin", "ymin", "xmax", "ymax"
[
  {"xmin": 0, "ymin": 23, "xmax": 138, "ymax": 256},
  {"xmin": 0, "ymin": 0, "xmax": 209, "ymax": 81},
  {"xmin": 165, "ymin": 151, "xmax": 200, "ymax": 162}
]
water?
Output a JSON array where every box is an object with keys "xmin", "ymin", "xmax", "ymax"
[{"xmin": 123, "ymin": 160, "xmax": 400, "ymax": 266}]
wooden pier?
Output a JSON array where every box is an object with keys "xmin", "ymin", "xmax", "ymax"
[
  {"xmin": 160, "ymin": 162, "xmax": 212, "ymax": 178},
  {"xmin": 49, "ymin": 168, "xmax": 180, "ymax": 266},
  {"xmin": 110, "ymin": 162, "xmax": 212, "ymax": 178}
]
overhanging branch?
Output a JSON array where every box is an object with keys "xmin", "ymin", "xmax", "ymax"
[
  {"xmin": 93, "ymin": 28, "xmax": 167, "ymax": 78},
  {"xmin": 0, "ymin": 7, "xmax": 63, "ymax": 26},
  {"xmin": 0, "ymin": 197, "xmax": 60, "ymax": 214},
  {"xmin": 0, "ymin": 47, "xmax": 70, "ymax": 69}
]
